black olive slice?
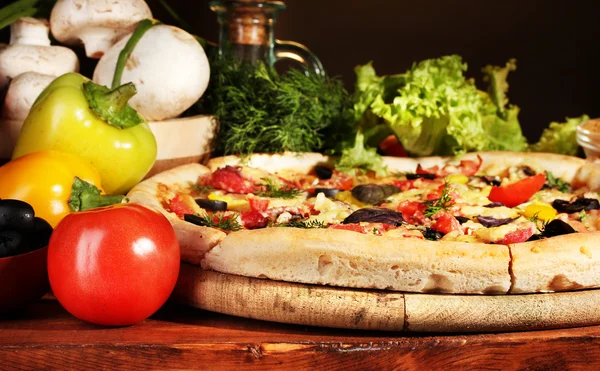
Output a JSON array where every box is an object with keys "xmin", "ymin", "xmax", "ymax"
[
  {"xmin": 422, "ymin": 227, "xmax": 443, "ymax": 240},
  {"xmin": 455, "ymin": 216, "xmax": 470, "ymax": 224},
  {"xmin": 543, "ymin": 219, "xmax": 577, "ymax": 237},
  {"xmin": 196, "ymin": 199, "xmax": 228, "ymax": 211},
  {"xmin": 351, "ymin": 184, "xmax": 400, "ymax": 204},
  {"xmin": 406, "ymin": 173, "xmax": 436, "ymax": 180},
  {"xmin": 313, "ymin": 188, "xmax": 340, "ymax": 197},
  {"xmin": 315, "ymin": 165, "xmax": 333, "ymax": 180},
  {"xmin": 342, "ymin": 208, "xmax": 405, "ymax": 226},
  {"xmin": 552, "ymin": 198, "xmax": 600, "ymax": 214},
  {"xmin": 480, "ymin": 176, "xmax": 501, "ymax": 187},
  {"xmin": 519, "ymin": 166, "xmax": 536, "ymax": 176},
  {"xmin": 184, "ymin": 214, "xmax": 210, "ymax": 227}
]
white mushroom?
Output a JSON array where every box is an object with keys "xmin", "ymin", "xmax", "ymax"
[
  {"xmin": 50, "ymin": 0, "xmax": 153, "ymax": 59},
  {"xmin": 93, "ymin": 25, "xmax": 210, "ymax": 121},
  {"xmin": 0, "ymin": 17, "xmax": 79, "ymax": 91},
  {"xmin": 0, "ymin": 72, "xmax": 56, "ymax": 160},
  {"xmin": 2, "ymin": 72, "xmax": 56, "ymax": 121}
]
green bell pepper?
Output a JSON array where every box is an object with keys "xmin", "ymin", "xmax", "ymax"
[{"xmin": 12, "ymin": 73, "xmax": 157, "ymax": 195}]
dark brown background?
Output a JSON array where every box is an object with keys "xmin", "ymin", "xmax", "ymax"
[{"xmin": 3, "ymin": 0, "xmax": 600, "ymax": 141}]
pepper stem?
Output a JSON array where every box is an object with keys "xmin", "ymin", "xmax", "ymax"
[
  {"xmin": 83, "ymin": 81, "xmax": 144, "ymax": 129},
  {"xmin": 69, "ymin": 177, "xmax": 125, "ymax": 212}
]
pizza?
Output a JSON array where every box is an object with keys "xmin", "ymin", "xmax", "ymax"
[{"xmin": 126, "ymin": 151, "xmax": 600, "ymax": 295}]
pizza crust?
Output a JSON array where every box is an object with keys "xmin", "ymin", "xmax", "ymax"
[
  {"xmin": 201, "ymin": 228, "xmax": 512, "ymax": 294},
  {"xmin": 509, "ymin": 232, "xmax": 600, "ymax": 293},
  {"xmin": 126, "ymin": 163, "xmax": 226, "ymax": 265}
]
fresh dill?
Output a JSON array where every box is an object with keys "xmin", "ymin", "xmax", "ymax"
[
  {"xmin": 198, "ymin": 51, "xmax": 353, "ymax": 156},
  {"xmin": 185, "ymin": 212, "xmax": 242, "ymax": 232},
  {"xmin": 285, "ymin": 219, "xmax": 327, "ymax": 229},
  {"xmin": 256, "ymin": 177, "xmax": 302, "ymax": 199},
  {"xmin": 526, "ymin": 211, "xmax": 550, "ymax": 233},
  {"xmin": 423, "ymin": 182, "xmax": 455, "ymax": 218},
  {"xmin": 191, "ymin": 184, "xmax": 215, "ymax": 194},
  {"xmin": 545, "ymin": 171, "xmax": 570, "ymax": 193}
]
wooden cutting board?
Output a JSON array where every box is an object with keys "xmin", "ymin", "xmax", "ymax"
[{"xmin": 173, "ymin": 263, "xmax": 600, "ymax": 333}]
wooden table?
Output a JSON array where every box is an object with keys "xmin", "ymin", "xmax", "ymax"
[{"xmin": 1, "ymin": 298, "xmax": 600, "ymax": 370}]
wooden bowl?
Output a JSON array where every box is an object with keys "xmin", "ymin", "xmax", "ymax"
[
  {"xmin": 146, "ymin": 115, "xmax": 218, "ymax": 178},
  {"xmin": 0, "ymin": 246, "xmax": 49, "ymax": 312}
]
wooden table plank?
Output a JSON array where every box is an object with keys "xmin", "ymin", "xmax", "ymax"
[{"xmin": 1, "ymin": 298, "xmax": 600, "ymax": 370}]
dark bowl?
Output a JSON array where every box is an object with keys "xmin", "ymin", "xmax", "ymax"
[{"xmin": 0, "ymin": 246, "xmax": 49, "ymax": 312}]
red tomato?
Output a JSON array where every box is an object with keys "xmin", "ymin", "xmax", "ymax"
[
  {"xmin": 241, "ymin": 211, "xmax": 268, "ymax": 229},
  {"xmin": 416, "ymin": 155, "xmax": 482, "ymax": 177},
  {"xmin": 379, "ymin": 135, "xmax": 407, "ymax": 157},
  {"xmin": 397, "ymin": 200, "xmax": 426, "ymax": 225},
  {"xmin": 209, "ymin": 166, "xmax": 258, "ymax": 194},
  {"xmin": 47, "ymin": 204, "xmax": 180, "ymax": 326},
  {"xmin": 458, "ymin": 156, "xmax": 483, "ymax": 176},
  {"xmin": 488, "ymin": 173, "xmax": 546, "ymax": 208},
  {"xmin": 392, "ymin": 179, "xmax": 418, "ymax": 191},
  {"xmin": 168, "ymin": 193, "xmax": 195, "ymax": 218},
  {"xmin": 248, "ymin": 196, "xmax": 269, "ymax": 212},
  {"xmin": 501, "ymin": 227, "xmax": 535, "ymax": 244},
  {"xmin": 320, "ymin": 171, "xmax": 354, "ymax": 191},
  {"xmin": 431, "ymin": 213, "xmax": 462, "ymax": 235}
]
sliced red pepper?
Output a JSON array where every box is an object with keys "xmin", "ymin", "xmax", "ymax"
[{"xmin": 488, "ymin": 173, "xmax": 546, "ymax": 208}]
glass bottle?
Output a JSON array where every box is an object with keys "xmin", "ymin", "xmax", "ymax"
[{"xmin": 209, "ymin": 0, "xmax": 324, "ymax": 75}]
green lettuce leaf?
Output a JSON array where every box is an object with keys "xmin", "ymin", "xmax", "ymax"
[
  {"xmin": 529, "ymin": 115, "xmax": 589, "ymax": 155},
  {"xmin": 335, "ymin": 131, "xmax": 386, "ymax": 176}
]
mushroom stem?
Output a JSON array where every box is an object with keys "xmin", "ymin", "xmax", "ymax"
[{"xmin": 10, "ymin": 17, "xmax": 50, "ymax": 46}]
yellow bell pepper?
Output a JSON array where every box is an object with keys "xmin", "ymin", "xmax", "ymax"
[
  {"xmin": 522, "ymin": 202, "xmax": 557, "ymax": 223},
  {"xmin": 12, "ymin": 73, "xmax": 157, "ymax": 195},
  {"xmin": 445, "ymin": 174, "xmax": 469, "ymax": 184},
  {"xmin": 0, "ymin": 151, "xmax": 123, "ymax": 227}
]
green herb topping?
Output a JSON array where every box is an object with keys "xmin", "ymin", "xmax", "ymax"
[
  {"xmin": 545, "ymin": 171, "xmax": 570, "ymax": 193},
  {"xmin": 185, "ymin": 212, "xmax": 242, "ymax": 231},
  {"xmin": 423, "ymin": 183, "xmax": 455, "ymax": 218},
  {"xmin": 285, "ymin": 219, "xmax": 327, "ymax": 229},
  {"xmin": 256, "ymin": 177, "xmax": 302, "ymax": 199}
]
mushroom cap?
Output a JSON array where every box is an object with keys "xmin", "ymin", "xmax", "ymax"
[
  {"xmin": 93, "ymin": 25, "xmax": 210, "ymax": 121},
  {"xmin": 0, "ymin": 44, "xmax": 79, "ymax": 91},
  {"xmin": 2, "ymin": 72, "xmax": 56, "ymax": 120},
  {"xmin": 50, "ymin": 0, "xmax": 153, "ymax": 58}
]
